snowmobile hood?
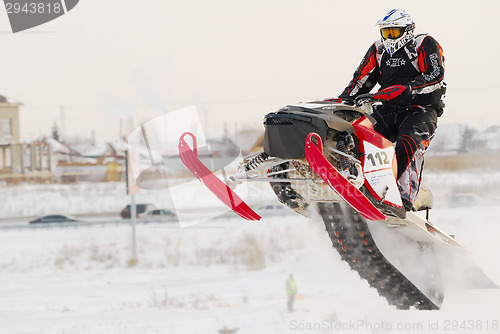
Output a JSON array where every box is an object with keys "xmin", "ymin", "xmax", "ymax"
[{"xmin": 279, "ymin": 103, "xmax": 362, "ymax": 134}]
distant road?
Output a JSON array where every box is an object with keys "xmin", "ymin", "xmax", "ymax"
[
  {"xmin": 0, "ymin": 205, "xmax": 297, "ymax": 229},
  {"xmin": 0, "ymin": 212, "xmax": 119, "ymax": 226}
]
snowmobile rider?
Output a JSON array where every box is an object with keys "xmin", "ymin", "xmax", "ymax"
[{"xmin": 338, "ymin": 8, "xmax": 446, "ymax": 212}]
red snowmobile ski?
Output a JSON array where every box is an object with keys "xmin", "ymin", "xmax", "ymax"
[
  {"xmin": 178, "ymin": 132, "xmax": 261, "ymax": 221},
  {"xmin": 305, "ymin": 132, "xmax": 386, "ymax": 221}
]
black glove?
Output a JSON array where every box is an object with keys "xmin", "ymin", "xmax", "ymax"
[
  {"xmin": 391, "ymin": 84, "xmax": 413, "ymax": 104},
  {"xmin": 339, "ymin": 96, "xmax": 355, "ymax": 105},
  {"xmin": 401, "ymin": 84, "xmax": 413, "ymax": 99}
]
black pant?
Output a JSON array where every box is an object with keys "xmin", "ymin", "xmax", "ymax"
[{"xmin": 372, "ymin": 105, "xmax": 438, "ymax": 205}]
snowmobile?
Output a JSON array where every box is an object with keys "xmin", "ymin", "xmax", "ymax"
[{"xmin": 177, "ymin": 85, "xmax": 497, "ymax": 310}]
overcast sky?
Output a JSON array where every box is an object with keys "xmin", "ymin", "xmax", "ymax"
[{"xmin": 1, "ymin": 0, "xmax": 499, "ymax": 142}]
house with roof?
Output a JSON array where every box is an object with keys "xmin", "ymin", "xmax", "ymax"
[{"xmin": 0, "ymin": 95, "xmax": 23, "ymax": 173}]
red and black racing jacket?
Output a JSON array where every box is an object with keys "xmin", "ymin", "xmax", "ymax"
[{"xmin": 339, "ymin": 34, "xmax": 446, "ymax": 112}]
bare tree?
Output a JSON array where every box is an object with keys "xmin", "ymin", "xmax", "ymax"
[
  {"xmin": 51, "ymin": 122, "xmax": 60, "ymax": 141},
  {"xmin": 460, "ymin": 125, "xmax": 477, "ymax": 152}
]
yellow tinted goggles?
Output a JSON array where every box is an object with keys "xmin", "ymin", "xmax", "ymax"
[{"xmin": 380, "ymin": 27, "xmax": 404, "ymax": 40}]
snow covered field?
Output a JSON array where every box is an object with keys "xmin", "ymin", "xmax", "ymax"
[{"xmin": 1, "ymin": 171, "xmax": 500, "ymax": 333}]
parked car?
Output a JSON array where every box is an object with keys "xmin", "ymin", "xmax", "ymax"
[
  {"xmin": 120, "ymin": 203, "xmax": 156, "ymax": 219},
  {"xmin": 255, "ymin": 204, "xmax": 296, "ymax": 217},
  {"xmin": 29, "ymin": 214, "xmax": 79, "ymax": 224},
  {"xmin": 257, "ymin": 204, "xmax": 288, "ymax": 212},
  {"xmin": 139, "ymin": 209, "xmax": 177, "ymax": 219}
]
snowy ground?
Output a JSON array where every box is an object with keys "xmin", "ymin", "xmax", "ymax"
[{"xmin": 1, "ymin": 171, "xmax": 500, "ymax": 333}]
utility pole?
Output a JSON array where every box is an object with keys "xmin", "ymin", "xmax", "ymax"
[{"xmin": 125, "ymin": 150, "xmax": 138, "ymax": 261}]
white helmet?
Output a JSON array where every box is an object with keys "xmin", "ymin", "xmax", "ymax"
[{"xmin": 376, "ymin": 9, "xmax": 415, "ymax": 55}]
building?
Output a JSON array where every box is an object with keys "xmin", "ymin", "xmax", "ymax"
[
  {"xmin": 0, "ymin": 95, "xmax": 23, "ymax": 173},
  {"xmin": 0, "ymin": 95, "xmax": 21, "ymax": 143}
]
